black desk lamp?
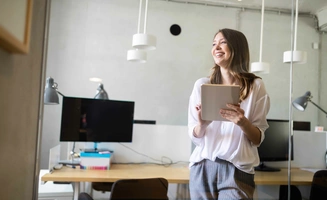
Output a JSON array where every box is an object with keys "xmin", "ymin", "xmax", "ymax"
[{"xmin": 292, "ymin": 91, "xmax": 327, "ymax": 168}]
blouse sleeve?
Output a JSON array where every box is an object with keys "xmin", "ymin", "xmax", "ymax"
[
  {"xmin": 249, "ymin": 79, "xmax": 270, "ymax": 146},
  {"xmin": 188, "ymin": 79, "xmax": 205, "ymax": 147}
]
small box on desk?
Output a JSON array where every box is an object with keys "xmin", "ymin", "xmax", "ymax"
[{"xmin": 80, "ymin": 151, "xmax": 113, "ymax": 170}]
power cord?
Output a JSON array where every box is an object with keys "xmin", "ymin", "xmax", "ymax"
[{"xmin": 117, "ymin": 143, "xmax": 189, "ymax": 167}]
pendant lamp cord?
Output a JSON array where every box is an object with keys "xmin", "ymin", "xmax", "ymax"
[
  {"xmin": 294, "ymin": 0, "xmax": 298, "ymax": 50},
  {"xmin": 137, "ymin": 0, "xmax": 143, "ymax": 33},
  {"xmin": 144, "ymin": 0, "xmax": 148, "ymax": 34},
  {"xmin": 137, "ymin": 0, "xmax": 149, "ymax": 34}
]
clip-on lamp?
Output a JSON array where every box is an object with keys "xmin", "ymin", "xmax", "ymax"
[
  {"xmin": 87, "ymin": 83, "xmax": 110, "ymax": 152},
  {"xmin": 44, "ymin": 77, "xmax": 79, "ymax": 166},
  {"xmin": 292, "ymin": 91, "xmax": 327, "ymax": 167},
  {"xmin": 292, "ymin": 91, "xmax": 327, "ymax": 116}
]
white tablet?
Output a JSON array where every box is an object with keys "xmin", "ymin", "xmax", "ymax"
[{"xmin": 201, "ymin": 84, "xmax": 240, "ymax": 121}]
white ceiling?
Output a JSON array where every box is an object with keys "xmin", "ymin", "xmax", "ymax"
[{"xmin": 170, "ymin": 0, "xmax": 327, "ymax": 14}]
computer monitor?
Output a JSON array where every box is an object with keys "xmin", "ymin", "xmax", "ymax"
[
  {"xmin": 255, "ymin": 119, "xmax": 310, "ymax": 172},
  {"xmin": 60, "ymin": 97, "xmax": 135, "ymax": 146}
]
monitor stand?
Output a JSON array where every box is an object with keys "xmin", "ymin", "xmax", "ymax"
[
  {"xmin": 58, "ymin": 159, "xmax": 80, "ymax": 166},
  {"xmin": 82, "ymin": 148, "xmax": 112, "ymax": 153},
  {"xmin": 81, "ymin": 142, "xmax": 112, "ymax": 153},
  {"xmin": 254, "ymin": 162, "xmax": 281, "ymax": 172}
]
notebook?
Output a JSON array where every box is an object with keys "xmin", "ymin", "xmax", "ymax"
[{"xmin": 201, "ymin": 84, "xmax": 240, "ymax": 121}]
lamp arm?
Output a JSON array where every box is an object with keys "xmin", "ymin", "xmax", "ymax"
[
  {"xmin": 309, "ymin": 100, "xmax": 327, "ymax": 115},
  {"xmin": 57, "ymin": 91, "xmax": 65, "ymax": 97}
]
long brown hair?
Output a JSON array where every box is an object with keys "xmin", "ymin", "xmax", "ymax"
[{"xmin": 209, "ymin": 28, "xmax": 260, "ymax": 102}]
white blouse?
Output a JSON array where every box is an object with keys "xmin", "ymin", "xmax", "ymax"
[{"xmin": 188, "ymin": 77, "xmax": 270, "ymax": 174}]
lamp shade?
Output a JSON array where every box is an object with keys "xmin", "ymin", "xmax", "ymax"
[
  {"xmin": 127, "ymin": 49, "xmax": 147, "ymax": 63},
  {"xmin": 132, "ymin": 33, "xmax": 156, "ymax": 50},
  {"xmin": 94, "ymin": 83, "xmax": 109, "ymax": 100},
  {"xmin": 292, "ymin": 91, "xmax": 311, "ymax": 111},
  {"xmin": 44, "ymin": 77, "xmax": 59, "ymax": 105},
  {"xmin": 283, "ymin": 50, "xmax": 307, "ymax": 64},
  {"xmin": 250, "ymin": 62, "xmax": 270, "ymax": 74},
  {"xmin": 89, "ymin": 77, "xmax": 103, "ymax": 83}
]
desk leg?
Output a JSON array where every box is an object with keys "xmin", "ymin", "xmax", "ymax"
[
  {"xmin": 80, "ymin": 182, "xmax": 85, "ymax": 192},
  {"xmin": 73, "ymin": 182, "xmax": 80, "ymax": 200},
  {"xmin": 176, "ymin": 183, "xmax": 190, "ymax": 199}
]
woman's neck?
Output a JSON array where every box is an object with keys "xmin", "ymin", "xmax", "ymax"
[{"xmin": 220, "ymin": 68, "xmax": 238, "ymax": 85}]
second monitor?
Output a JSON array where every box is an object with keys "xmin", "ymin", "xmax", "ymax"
[{"xmin": 255, "ymin": 119, "xmax": 310, "ymax": 172}]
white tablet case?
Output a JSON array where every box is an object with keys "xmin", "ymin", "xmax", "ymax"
[{"xmin": 201, "ymin": 84, "xmax": 240, "ymax": 121}]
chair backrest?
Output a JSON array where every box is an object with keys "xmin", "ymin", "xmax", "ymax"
[
  {"xmin": 309, "ymin": 170, "xmax": 327, "ymax": 200},
  {"xmin": 109, "ymin": 178, "xmax": 169, "ymax": 200},
  {"xmin": 78, "ymin": 192, "xmax": 94, "ymax": 200},
  {"xmin": 279, "ymin": 185, "xmax": 302, "ymax": 200},
  {"xmin": 92, "ymin": 182, "xmax": 114, "ymax": 192}
]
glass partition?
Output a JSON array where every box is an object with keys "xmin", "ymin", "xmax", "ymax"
[{"xmin": 40, "ymin": 0, "xmax": 327, "ymax": 199}]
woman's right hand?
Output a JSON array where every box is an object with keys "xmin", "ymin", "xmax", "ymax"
[
  {"xmin": 196, "ymin": 103, "xmax": 212, "ymax": 127},
  {"xmin": 193, "ymin": 103, "xmax": 212, "ymax": 138}
]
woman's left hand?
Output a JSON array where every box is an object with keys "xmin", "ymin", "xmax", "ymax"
[{"xmin": 220, "ymin": 104, "xmax": 246, "ymax": 126}]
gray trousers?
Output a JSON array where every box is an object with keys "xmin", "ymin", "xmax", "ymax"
[{"xmin": 189, "ymin": 158, "xmax": 255, "ymax": 200}]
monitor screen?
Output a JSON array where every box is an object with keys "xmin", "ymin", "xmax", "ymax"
[
  {"xmin": 255, "ymin": 119, "xmax": 310, "ymax": 171},
  {"xmin": 256, "ymin": 119, "xmax": 292, "ymax": 172},
  {"xmin": 60, "ymin": 97, "xmax": 135, "ymax": 143},
  {"xmin": 258, "ymin": 119, "xmax": 293, "ymax": 163}
]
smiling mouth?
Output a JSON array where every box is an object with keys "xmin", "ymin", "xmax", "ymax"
[{"xmin": 215, "ymin": 53, "xmax": 224, "ymax": 57}]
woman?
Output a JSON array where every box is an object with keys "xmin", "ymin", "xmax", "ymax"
[{"xmin": 188, "ymin": 28, "xmax": 270, "ymax": 199}]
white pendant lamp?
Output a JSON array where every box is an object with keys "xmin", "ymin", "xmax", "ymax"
[
  {"xmin": 127, "ymin": 49, "xmax": 147, "ymax": 63},
  {"xmin": 283, "ymin": 0, "xmax": 307, "ymax": 64},
  {"xmin": 127, "ymin": 0, "xmax": 156, "ymax": 63},
  {"xmin": 133, "ymin": 33, "xmax": 156, "ymax": 50},
  {"xmin": 250, "ymin": 0, "xmax": 270, "ymax": 74},
  {"xmin": 132, "ymin": 0, "xmax": 156, "ymax": 50}
]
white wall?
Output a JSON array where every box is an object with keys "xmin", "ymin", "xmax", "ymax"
[
  {"xmin": 44, "ymin": 0, "xmax": 324, "ymax": 126},
  {"xmin": 41, "ymin": 0, "xmax": 327, "ymax": 198},
  {"xmin": 72, "ymin": 124, "xmax": 191, "ymax": 164}
]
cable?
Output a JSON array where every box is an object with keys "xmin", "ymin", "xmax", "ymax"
[{"xmin": 117, "ymin": 143, "xmax": 189, "ymax": 167}]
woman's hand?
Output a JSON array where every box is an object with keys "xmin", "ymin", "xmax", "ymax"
[
  {"xmin": 193, "ymin": 103, "xmax": 212, "ymax": 138},
  {"xmin": 219, "ymin": 103, "xmax": 246, "ymax": 126},
  {"xmin": 195, "ymin": 103, "xmax": 211, "ymax": 127},
  {"xmin": 220, "ymin": 103, "xmax": 261, "ymax": 145}
]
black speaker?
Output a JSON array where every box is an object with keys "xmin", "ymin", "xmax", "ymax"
[{"xmin": 293, "ymin": 121, "xmax": 310, "ymax": 131}]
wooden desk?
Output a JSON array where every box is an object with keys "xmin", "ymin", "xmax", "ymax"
[
  {"xmin": 41, "ymin": 164, "xmax": 314, "ymax": 200},
  {"xmin": 42, "ymin": 163, "xmax": 189, "ymax": 184},
  {"xmin": 255, "ymin": 168, "xmax": 314, "ymax": 186},
  {"xmin": 42, "ymin": 164, "xmax": 189, "ymax": 200}
]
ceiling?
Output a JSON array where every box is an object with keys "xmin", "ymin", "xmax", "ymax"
[{"xmin": 170, "ymin": 0, "xmax": 327, "ymax": 14}]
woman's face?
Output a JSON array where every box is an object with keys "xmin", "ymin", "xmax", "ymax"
[{"xmin": 211, "ymin": 32, "xmax": 231, "ymax": 68}]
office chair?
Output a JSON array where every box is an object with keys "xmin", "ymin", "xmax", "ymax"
[
  {"xmin": 279, "ymin": 185, "xmax": 302, "ymax": 200},
  {"xmin": 309, "ymin": 170, "xmax": 327, "ymax": 200},
  {"xmin": 109, "ymin": 178, "xmax": 169, "ymax": 200},
  {"xmin": 78, "ymin": 192, "xmax": 94, "ymax": 200}
]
